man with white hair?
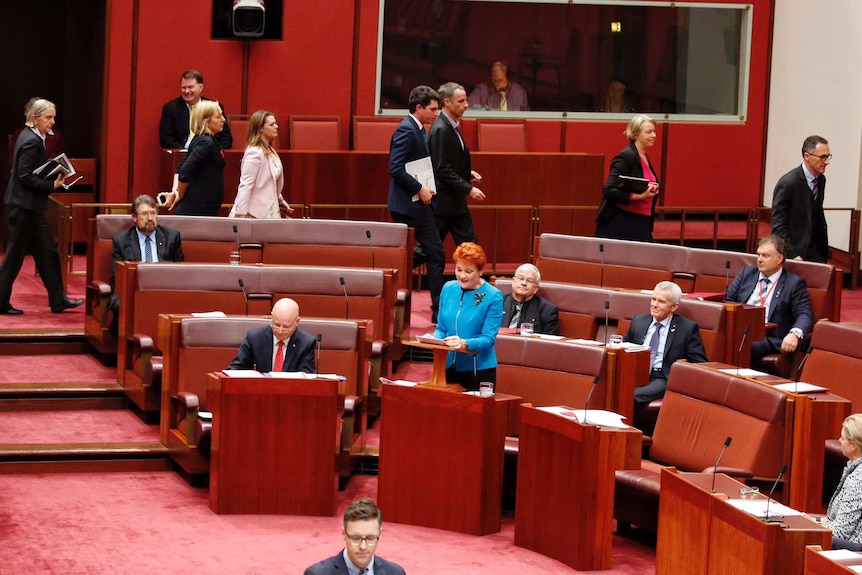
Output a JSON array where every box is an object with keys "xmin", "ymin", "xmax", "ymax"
[{"xmin": 499, "ymin": 263, "xmax": 559, "ymax": 335}]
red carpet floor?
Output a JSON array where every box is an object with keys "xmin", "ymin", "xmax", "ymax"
[
  {"xmin": 0, "ymin": 410, "xmax": 158, "ymax": 443},
  {"xmin": 0, "ymin": 354, "xmax": 114, "ymax": 384}
]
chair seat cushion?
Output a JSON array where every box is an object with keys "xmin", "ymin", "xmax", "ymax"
[{"xmin": 614, "ymin": 459, "xmax": 664, "ymax": 495}]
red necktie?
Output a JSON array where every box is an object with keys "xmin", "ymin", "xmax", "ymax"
[{"xmin": 273, "ymin": 340, "xmax": 284, "ymax": 371}]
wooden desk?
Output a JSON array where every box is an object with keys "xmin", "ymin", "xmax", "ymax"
[
  {"xmin": 514, "ymin": 405, "xmax": 641, "ymax": 570},
  {"xmin": 207, "ymin": 373, "xmax": 339, "ymax": 515},
  {"xmin": 805, "ymin": 546, "xmax": 862, "ymax": 575},
  {"xmin": 402, "ymin": 339, "xmax": 474, "ymax": 391},
  {"xmin": 657, "ymin": 469, "xmax": 830, "ymax": 575},
  {"xmin": 700, "ymin": 362, "xmax": 850, "ymax": 512},
  {"xmin": 377, "ymin": 383, "xmax": 517, "ymax": 535}
]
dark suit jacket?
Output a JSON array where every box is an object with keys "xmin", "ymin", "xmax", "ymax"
[
  {"xmin": 725, "ymin": 265, "xmax": 814, "ymax": 348},
  {"xmin": 4, "ymin": 128, "xmax": 55, "ymax": 213},
  {"xmin": 303, "ymin": 552, "xmax": 405, "ymax": 575},
  {"xmin": 771, "ymin": 165, "xmax": 829, "ymax": 262},
  {"xmin": 595, "ymin": 141, "xmax": 659, "ymax": 227},
  {"xmin": 110, "ymin": 225, "xmax": 184, "ymax": 286},
  {"xmin": 387, "ymin": 115, "xmax": 429, "ymax": 218},
  {"xmin": 500, "ymin": 294, "xmax": 560, "ymax": 335},
  {"xmin": 159, "ymin": 96, "xmax": 233, "ymax": 150},
  {"xmin": 428, "ymin": 113, "xmax": 472, "ymax": 216},
  {"xmin": 623, "ymin": 313, "xmax": 708, "ymax": 379},
  {"xmin": 228, "ymin": 325, "xmax": 316, "ymax": 374}
]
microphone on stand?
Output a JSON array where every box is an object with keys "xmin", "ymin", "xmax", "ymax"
[
  {"xmin": 711, "ymin": 436, "xmax": 733, "ymax": 493},
  {"xmin": 599, "ymin": 243, "xmax": 605, "ymax": 288},
  {"xmin": 315, "ymin": 333, "xmax": 322, "ymax": 377},
  {"xmin": 604, "ymin": 300, "xmax": 610, "ymax": 345},
  {"xmin": 365, "ymin": 230, "xmax": 375, "ymax": 270},
  {"xmin": 762, "ymin": 464, "xmax": 788, "ymax": 523},
  {"xmin": 724, "ymin": 260, "xmax": 731, "ymax": 301},
  {"xmin": 232, "ymin": 224, "xmax": 241, "ymax": 253},
  {"xmin": 735, "ymin": 325, "xmax": 750, "ymax": 376},
  {"xmin": 339, "ymin": 276, "xmax": 349, "ymax": 321},
  {"xmin": 237, "ymin": 279, "xmax": 248, "ymax": 316},
  {"xmin": 793, "ymin": 344, "xmax": 815, "ymax": 394},
  {"xmin": 579, "ymin": 375, "xmax": 601, "ymax": 424}
]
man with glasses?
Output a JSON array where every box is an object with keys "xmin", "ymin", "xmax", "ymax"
[
  {"xmin": 771, "ymin": 135, "xmax": 831, "ymax": 262},
  {"xmin": 227, "ymin": 297, "xmax": 316, "ymax": 373},
  {"xmin": 500, "ymin": 263, "xmax": 559, "ymax": 335},
  {"xmin": 109, "ymin": 194, "xmax": 184, "ymax": 331},
  {"xmin": 304, "ymin": 498, "xmax": 405, "ymax": 575}
]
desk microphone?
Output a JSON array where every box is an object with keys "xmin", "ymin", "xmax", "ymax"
[
  {"xmin": 735, "ymin": 325, "xmax": 750, "ymax": 376},
  {"xmin": 724, "ymin": 260, "xmax": 731, "ymax": 301},
  {"xmin": 711, "ymin": 436, "xmax": 733, "ymax": 493},
  {"xmin": 604, "ymin": 300, "xmax": 610, "ymax": 345},
  {"xmin": 315, "ymin": 333, "xmax": 322, "ymax": 377},
  {"xmin": 580, "ymin": 375, "xmax": 600, "ymax": 424},
  {"xmin": 599, "ymin": 243, "xmax": 605, "ymax": 288},
  {"xmin": 762, "ymin": 464, "xmax": 788, "ymax": 523},
  {"xmin": 793, "ymin": 344, "xmax": 815, "ymax": 394},
  {"xmin": 232, "ymin": 224, "xmax": 241, "ymax": 253},
  {"xmin": 339, "ymin": 276, "xmax": 349, "ymax": 320},
  {"xmin": 365, "ymin": 230, "xmax": 375, "ymax": 270},
  {"xmin": 237, "ymin": 279, "xmax": 248, "ymax": 316}
]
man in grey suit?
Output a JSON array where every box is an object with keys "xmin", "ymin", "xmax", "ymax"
[
  {"xmin": 304, "ymin": 498, "xmax": 405, "ymax": 575},
  {"xmin": 771, "ymin": 135, "xmax": 830, "ymax": 262},
  {"xmin": 429, "ymin": 82, "xmax": 485, "ymax": 246},
  {"xmin": 623, "ymin": 281, "xmax": 708, "ymax": 407}
]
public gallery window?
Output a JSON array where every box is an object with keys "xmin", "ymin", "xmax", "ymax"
[{"xmin": 376, "ymin": 0, "xmax": 752, "ymax": 122}]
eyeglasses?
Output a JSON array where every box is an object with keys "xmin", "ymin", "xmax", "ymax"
[
  {"xmin": 806, "ymin": 152, "xmax": 833, "ymax": 161},
  {"xmin": 345, "ymin": 534, "xmax": 380, "ymax": 546},
  {"xmin": 271, "ymin": 321, "xmax": 296, "ymax": 331},
  {"xmin": 135, "ymin": 210, "xmax": 158, "ymax": 218},
  {"xmin": 514, "ymin": 274, "xmax": 538, "ymax": 285}
]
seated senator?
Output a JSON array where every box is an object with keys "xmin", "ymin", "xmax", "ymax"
[
  {"xmin": 826, "ymin": 414, "xmax": 862, "ymax": 550},
  {"xmin": 499, "ymin": 263, "xmax": 559, "ymax": 335},
  {"xmin": 227, "ymin": 298, "xmax": 316, "ymax": 374}
]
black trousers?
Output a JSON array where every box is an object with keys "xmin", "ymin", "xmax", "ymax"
[
  {"xmin": 391, "ymin": 206, "xmax": 445, "ymax": 311},
  {"xmin": 436, "ymin": 211, "xmax": 477, "ymax": 247},
  {"xmin": 0, "ymin": 207, "xmax": 65, "ymax": 307},
  {"xmin": 446, "ymin": 365, "xmax": 496, "ymax": 392}
]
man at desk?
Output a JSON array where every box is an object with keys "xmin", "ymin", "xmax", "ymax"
[
  {"xmin": 725, "ymin": 234, "xmax": 813, "ymax": 363},
  {"xmin": 159, "ymin": 70, "xmax": 232, "ymax": 150},
  {"xmin": 227, "ymin": 298, "xmax": 316, "ymax": 373},
  {"xmin": 623, "ymin": 281, "xmax": 708, "ymax": 407},
  {"xmin": 500, "ymin": 263, "xmax": 559, "ymax": 335},
  {"xmin": 468, "ymin": 60, "xmax": 530, "ymax": 111}
]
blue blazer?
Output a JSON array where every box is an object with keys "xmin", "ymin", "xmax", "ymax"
[
  {"xmin": 227, "ymin": 325, "xmax": 316, "ymax": 374},
  {"xmin": 387, "ymin": 115, "xmax": 429, "ymax": 218},
  {"xmin": 433, "ymin": 280, "xmax": 503, "ymax": 372},
  {"xmin": 304, "ymin": 552, "xmax": 405, "ymax": 575},
  {"xmin": 726, "ymin": 266, "xmax": 814, "ymax": 346}
]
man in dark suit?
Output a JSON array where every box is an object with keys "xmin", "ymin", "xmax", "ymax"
[
  {"xmin": 304, "ymin": 498, "xmax": 405, "ymax": 575},
  {"xmin": 387, "ymin": 85, "xmax": 445, "ymax": 320},
  {"xmin": 429, "ymin": 81, "xmax": 485, "ymax": 246},
  {"xmin": 771, "ymin": 135, "xmax": 830, "ymax": 262},
  {"xmin": 623, "ymin": 281, "xmax": 708, "ymax": 407},
  {"xmin": 158, "ymin": 70, "xmax": 232, "ymax": 150},
  {"xmin": 500, "ymin": 263, "xmax": 559, "ymax": 335},
  {"xmin": 228, "ymin": 298, "xmax": 316, "ymax": 373},
  {"xmin": 726, "ymin": 234, "xmax": 814, "ymax": 362},
  {"xmin": 0, "ymin": 98, "xmax": 82, "ymax": 315}
]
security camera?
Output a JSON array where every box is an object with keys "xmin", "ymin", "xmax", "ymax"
[{"xmin": 232, "ymin": 0, "xmax": 265, "ymax": 38}]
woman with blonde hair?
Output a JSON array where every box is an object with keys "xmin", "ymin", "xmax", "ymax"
[
  {"xmin": 163, "ymin": 100, "xmax": 226, "ymax": 216},
  {"xmin": 826, "ymin": 414, "xmax": 862, "ymax": 549},
  {"xmin": 229, "ymin": 110, "xmax": 292, "ymax": 218}
]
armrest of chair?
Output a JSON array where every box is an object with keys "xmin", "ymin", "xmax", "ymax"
[
  {"xmin": 369, "ymin": 340, "xmax": 387, "ymax": 394},
  {"xmin": 701, "ymin": 466, "xmax": 754, "ymax": 479},
  {"xmin": 239, "ymin": 243, "xmax": 263, "ymax": 265},
  {"xmin": 341, "ymin": 394, "xmax": 362, "ymax": 451},
  {"xmin": 173, "ymin": 391, "xmax": 201, "ymax": 447},
  {"xmin": 127, "ymin": 334, "xmax": 154, "ymax": 373},
  {"xmin": 765, "ymin": 322, "xmax": 777, "ymax": 337},
  {"xmin": 146, "ymin": 358, "xmax": 163, "ymax": 390},
  {"xmin": 393, "ymin": 289, "xmax": 410, "ymax": 341},
  {"xmin": 86, "ymin": 280, "xmax": 113, "ymax": 327}
]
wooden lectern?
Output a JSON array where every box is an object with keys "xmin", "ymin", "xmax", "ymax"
[
  {"xmin": 377, "ymin": 383, "xmax": 514, "ymax": 535},
  {"xmin": 514, "ymin": 404, "xmax": 642, "ymax": 571},
  {"xmin": 656, "ymin": 468, "xmax": 830, "ymax": 575},
  {"xmin": 402, "ymin": 339, "xmax": 476, "ymax": 390},
  {"xmin": 207, "ymin": 373, "xmax": 339, "ymax": 515}
]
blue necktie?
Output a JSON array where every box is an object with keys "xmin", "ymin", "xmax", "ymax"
[
  {"xmin": 812, "ymin": 178, "xmax": 818, "ymax": 200},
  {"xmin": 144, "ymin": 236, "xmax": 153, "ymax": 263},
  {"xmin": 649, "ymin": 323, "xmax": 662, "ymax": 370}
]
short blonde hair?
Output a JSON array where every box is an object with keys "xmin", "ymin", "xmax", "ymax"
[
  {"xmin": 625, "ymin": 114, "xmax": 656, "ymax": 141},
  {"xmin": 190, "ymin": 100, "xmax": 222, "ymax": 136},
  {"xmin": 843, "ymin": 414, "xmax": 862, "ymax": 452}
]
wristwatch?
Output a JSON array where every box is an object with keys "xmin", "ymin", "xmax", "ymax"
[{"xmin": 789, "ymin": 328, "xmax": 804, "ymax": 340}]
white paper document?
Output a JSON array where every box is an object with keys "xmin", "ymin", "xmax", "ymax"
[
  {"xmin": 718, "ymin": 368, "xmax": 769, "ymax": 377},
  {"xmin": 772, "ymin": 381, "xmax": 830, "ymax": 393},
  {"xmin": 405, "ymin": 157, "xmax": 437, "ymax": 201},
  {"xmin": 533, "ymin": 333, "xmax": 565, "ymax": 341},
  {"xmin": 190, "ymin": 311, "xmax": 227, "ymax": 318},
  {"xmin": 537, "ymin": 406, "xmax": 629, "ymax": 428},
  {"xmin": 416, "ymin": 334, "xmax": 446, "ymax": 345},
  {"xmin": 380, "ymin": 377, "xmax": 418, "ymax": 387},
  {"xmin": 566, "ymin": 338, "xmax": 604, "ymax": 346},
  {"xmin": 819, "ymin": 549, "xmax": 862, "ymax": 561},
  {"xmin": 222, "ymin": 370, "xmax": 264, "ymax": 378},
  {"xmin": 725, "ymin": 498, "xmax": 803, "ymax": 519}
]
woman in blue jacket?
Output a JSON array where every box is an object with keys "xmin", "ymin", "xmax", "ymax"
[{"xmin": 433, "ymin": 242, "xmax": 503, "ymax": 391}]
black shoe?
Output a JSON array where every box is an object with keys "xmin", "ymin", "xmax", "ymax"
[
  {"xmin": 0, "ymin": 305, "xmax": 23, "ymax": 315},
  {"xmin": 51, "ymin": 298, "xmax": 83, "ymax": 313},
  {"xmin": 413, "ymin": 246, "xmax": 428, "ymax": 268}
]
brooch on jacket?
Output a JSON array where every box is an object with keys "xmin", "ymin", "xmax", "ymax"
[{"xmin": 474, "ymin": 292, "xmax": 486, "ymax": 307}]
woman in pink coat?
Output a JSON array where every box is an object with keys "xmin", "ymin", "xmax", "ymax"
[{"xmin": 229, "ymin": 110, "xmax": 292, "ymax": 218}]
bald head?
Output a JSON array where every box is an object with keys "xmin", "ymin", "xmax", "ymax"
[{"xmin": 271, "ymin": 298, "xmax": 300, "ymax": 341}]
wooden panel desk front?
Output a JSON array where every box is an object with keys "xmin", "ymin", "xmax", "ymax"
[
  {"xmin": 805, "ymin": 546, "xmax": 862, "ymax": 575},
  {"xmin": 657, "ymin": 469, "xmax": 830, "ymax": 575},
  {"xmin": 515, "ymin": 405, "xmax": 642, "ymax": 570},
  {"xmin": 700, "ymin": 362, "xmax": 850, "ymax": 512},
  {"xmin": 377, "ymin": 383, "xmax": 516, "ymax": 535},
  {"xmin": 207, "ymin": 373, "xmax": 339, "ymax": 516}
]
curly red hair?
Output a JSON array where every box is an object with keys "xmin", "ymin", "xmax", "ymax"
[{"xmin": 452, "ymin": 242, "xmax": 487, "ymax": 271}]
